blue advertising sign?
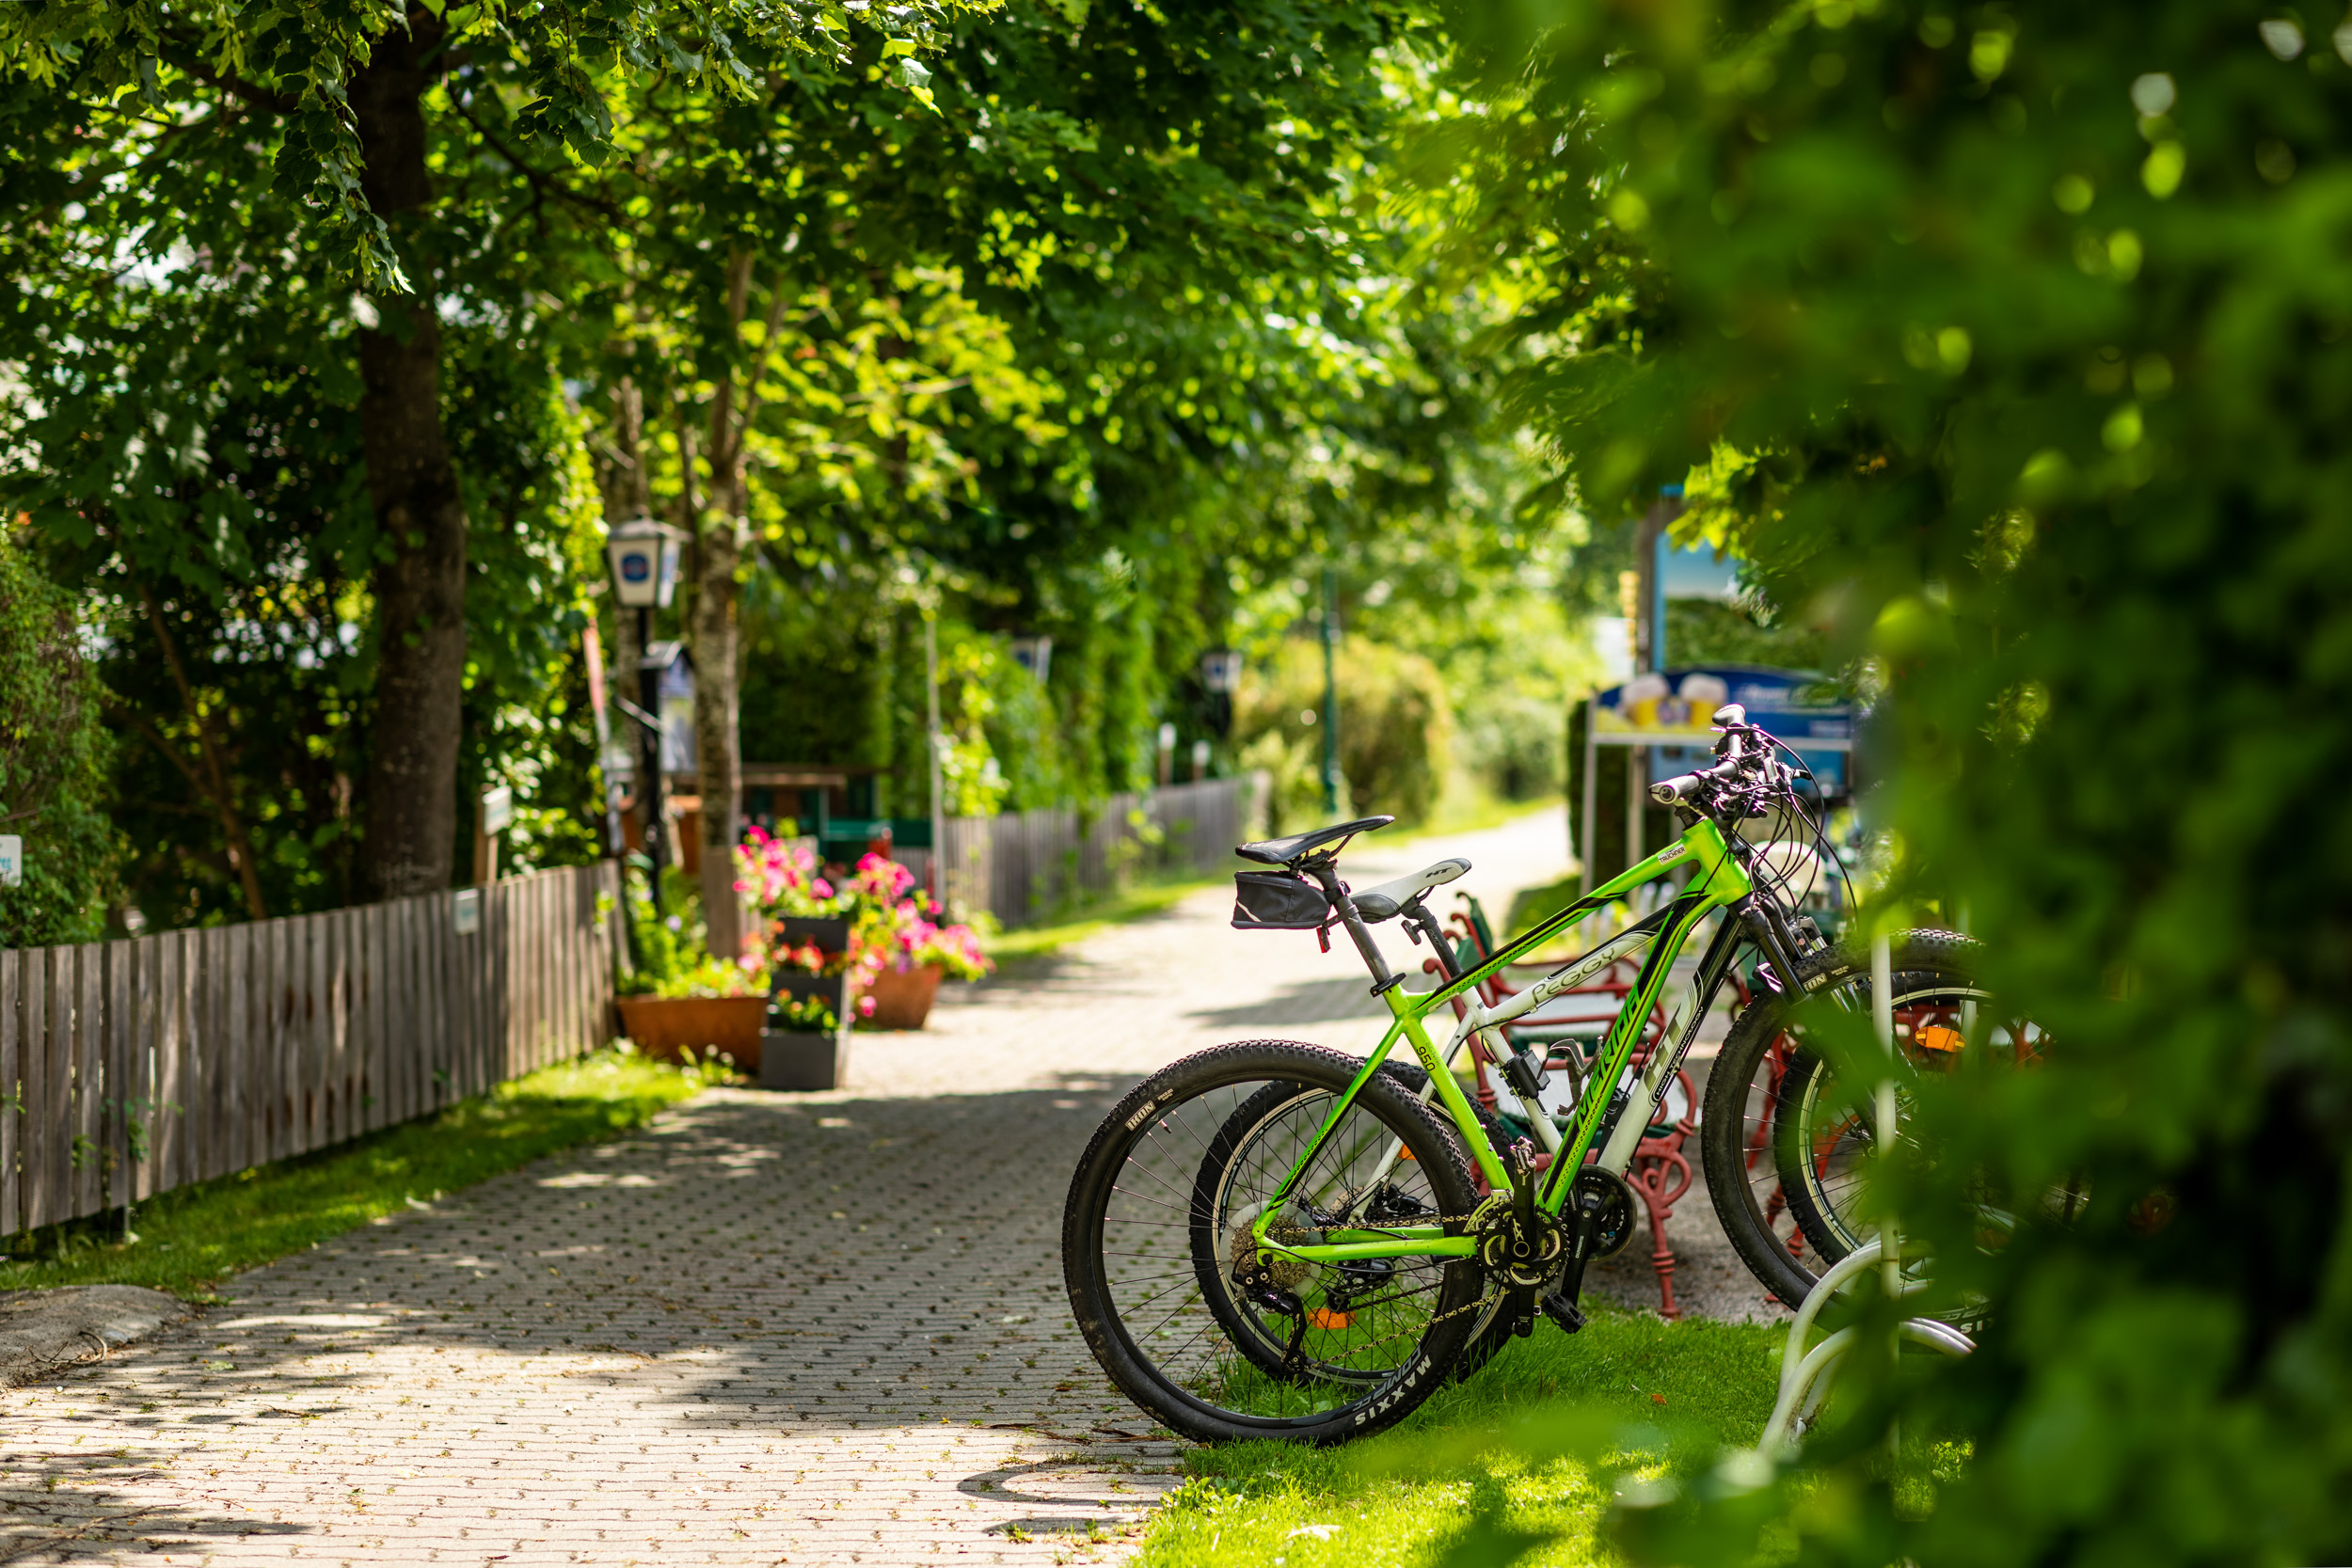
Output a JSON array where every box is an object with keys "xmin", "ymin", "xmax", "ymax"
[{"xmin": 1591, "ymin": 664, "xmax": 1853, "ymax": 793}]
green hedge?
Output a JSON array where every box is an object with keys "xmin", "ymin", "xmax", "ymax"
[
  {"xmin": 1233, "ymin": 638, "xmax": 1454, "ymax": 833},
  {"xmin": 0, "ymin": 535, "xmax": 111, "ymax": 945},
  {"xmin": 1440, "ymin": 2, "xmax": 2352, "ymax": 1562}
]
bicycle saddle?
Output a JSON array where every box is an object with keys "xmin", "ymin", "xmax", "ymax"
[
  {"xmin": 1350, "ymin": 857, "xmax": 1471, "ymax": 922},
  {"xmin": 1234, "ymin": 816, "xmax": 1395, "ymax": 866}
]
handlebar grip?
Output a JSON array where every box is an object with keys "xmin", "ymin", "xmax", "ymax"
[
  {"xmin": 1651, "ymin": 752, "xmax": 1756, "ymax": 807},
  {"xmin": 1650, "ymin": 774, "xmax": 1703, "ymax": 806}
]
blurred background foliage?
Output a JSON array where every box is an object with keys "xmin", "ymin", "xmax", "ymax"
[
  {"xmin": 0, "ymin": 0, "xmax": 1605, "ymax": 934},
  {"xmin": 1425, "ymin": 0, "xmax": 2352, "ymax": 1562}
]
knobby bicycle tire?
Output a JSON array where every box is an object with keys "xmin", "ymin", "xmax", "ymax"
[
  {"xmin": 1063, "ymin": 1039, "xmax": 1485, "ymax": 1445},
  {"xmin": 1211, "ymin": 1060, "xmax": 1522, "ymax": 1385}
]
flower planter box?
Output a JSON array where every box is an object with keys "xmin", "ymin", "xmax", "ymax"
[
  {"xmin": 771, "ymin": 971, "xmax": 851, "ymax": 1022},
  {"xmin": 759, "ymin": 1027, "xmax": 853, "ymax": 1091},
  {"xmin": 614, "ymin": 995, "xmax": 769, "ymax": 1071},
  {"xmin": 755, "ymin": 971, "xmax": 855, "ymax": 1090},
  {"xmin": 774, "ymin": 915, "xmax": 851, "ymax": 954},
  {"xmin": 858, "ymin": 963, "xmax": 945, "ymax": 1031}
]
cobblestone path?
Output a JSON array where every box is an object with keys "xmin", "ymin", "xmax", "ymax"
[{"xmin": 0, "ymin": 812, "xmax": 1597, "ymax": 1566}]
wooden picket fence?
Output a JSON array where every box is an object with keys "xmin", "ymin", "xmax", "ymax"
[
  {"xmin": 0, "ymin": 861, "xmax": 623, "ymax": 1241},
  {"xmin": 938, "ymin": 773, "xmax": 1265, "ymax": 927}
]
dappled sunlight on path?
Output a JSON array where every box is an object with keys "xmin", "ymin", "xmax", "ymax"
[{"xmin": 0, "ymin": 810, "xmax": 1603, "ymax": 1564}]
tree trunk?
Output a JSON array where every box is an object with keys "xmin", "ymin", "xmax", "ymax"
[
  {"xmin": 600, "ymin": 376, "xmax": 651, "ymax": 853},
  {"xmin": 691, "ymin": 505, "xmax": 745, "ymax": 959},
  {"xmin": 690, "ymin": 252, "xmax": 758, "ymax": 964},
  {"xmin": 351, "ymin": 8, "xmax": 469, "ymax": 902}
]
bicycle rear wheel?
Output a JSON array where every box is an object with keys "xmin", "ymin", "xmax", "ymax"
[
  {"xmin": 1205, "ymin": 1062, "xmax": 1521, "ymax": 1385},
  {"xmin": 1063, "ymin": 1040, "xmax": 1485, "ymax": 1445}
]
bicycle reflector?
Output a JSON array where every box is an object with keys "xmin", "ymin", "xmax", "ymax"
[
  {"xmin": 1232, "ymin": 871, "xmax": 1332, "ymax": 929},
  {"xmin": 1914, "ymin": 1023, "xmax": 1966, "ymax": 1054}
]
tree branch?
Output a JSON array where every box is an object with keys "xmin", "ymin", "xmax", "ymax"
[
  {"xmin": 135, "ymin": 586, "xmax": 270, "ymax": 921},
  {"xmin": 451, "ymin": 98, "xmax": 631, "ymax": 228}
]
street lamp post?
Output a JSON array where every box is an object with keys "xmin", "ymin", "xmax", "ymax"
[
  {"xmin": 1320, "ymin": 565, "xmax": 1341, "ymax": 816},
  {"xmin": 606, "ymin": 518, "xmax": 686, "ymax": 913}
]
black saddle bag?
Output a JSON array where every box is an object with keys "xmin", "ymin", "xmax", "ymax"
[{"xmin": 1232, "ymin": 870, "xmax": 1331, "ymax": 930}]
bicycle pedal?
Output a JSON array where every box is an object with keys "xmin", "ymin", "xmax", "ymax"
[{"xmin": 1539, "ymin": 1292, "xmax": 1586, "ymax": 1335}]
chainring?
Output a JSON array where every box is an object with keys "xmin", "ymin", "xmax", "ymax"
[
  {"xmin": 1473, "ymin": 1198, "xmax": 1566, "ymax": 1288},
  {"xmin": 1570, "ymin": 1167, "xmax": 1638, "ymax": 1261}
]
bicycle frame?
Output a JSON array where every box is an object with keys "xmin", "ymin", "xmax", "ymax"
[{"xmin": 1249, "ymin": 815, "xmax": 1791, "ymax": 1267}]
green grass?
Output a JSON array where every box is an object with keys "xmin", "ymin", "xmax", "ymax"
[
  {"xmin": 983, "ymin": 799, "xmax": 1569, "ymax": 967},
  {"xmin": 1135, "ymin": 1304, "xmax": 1786, "ymax": 1568},
  {"xmin": 0, "ymin": 1045, "xmax": 716, "ymax": 1301},
  {"xmin": 986, "ymin": 874, "xmax": 1228, "ymax": 963}
]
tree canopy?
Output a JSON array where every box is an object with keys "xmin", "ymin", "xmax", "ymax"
[{"xmin": 0, "ymin": 0, "xmax": 1575, "ymax": 927}]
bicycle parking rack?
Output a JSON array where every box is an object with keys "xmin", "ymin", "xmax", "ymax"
[
  {"xmin": 1749, "ymin": 933, "xmax": 1976, "ymax": 1457},
  {"xmin": 1754, "ymin": 1237, "xmax": 1976, "ymax": 1454}
]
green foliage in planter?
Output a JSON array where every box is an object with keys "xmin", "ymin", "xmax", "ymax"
[
  {"xmin": 618, "ymin": 865, "xmax": 706, "ymax": 996},
  {"xmin": 770, "ymin": 993, "xmax": 840, "ymax": 1034},
  {"xmin": 1435, "ymin": 2, "xmax": 2352, "ymax": 1563},
  {"xmin": 0, "ymin": 535, "xmax": 111, "ymax": 946}
]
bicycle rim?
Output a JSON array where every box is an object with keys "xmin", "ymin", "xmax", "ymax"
[
  {"xmin": 1067, "ymin": 1042, "xmax": 1482, "ymax": 1441},
  {"xmin": 1776, "ymin": 981, "xmax": 2047, "ymax": 1258}
]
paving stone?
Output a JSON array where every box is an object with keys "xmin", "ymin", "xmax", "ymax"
[{"xmin": 0, "ymin": 811, "xmax": 1631, "ymax": 1565}]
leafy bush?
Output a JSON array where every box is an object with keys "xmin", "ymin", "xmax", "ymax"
[
  {"xmin": 616, "ymin": 864, "xmax": 704, "ymax": 996},
  {"xmin": 0, "ymin": 535, "xmax": 111, "ymax": 945},
  {"xmin": 1439, "ymin": 2, "xmax": 2352, "ymax": 1563},
  {"xmin": 1453, "ymin": 687, "xmax": 1567, "ymax": 801},
  {"xmin": 1233, "ymin": 638, "xmax": 1454, "ymax": 832}
]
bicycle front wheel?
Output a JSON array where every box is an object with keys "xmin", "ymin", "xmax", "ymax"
[
  {"xmin": 1698, "ymin": 932, "xmax": 1984, "ymax": 1307},
  {"xmin": 1063, "ymin": 1039, "xmax": 1485, "ymax": 1445}
]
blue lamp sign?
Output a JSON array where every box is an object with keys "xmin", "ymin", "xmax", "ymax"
[{"xmin": 605, "ymin": 518, "xmax": 684, "ymax": 609}]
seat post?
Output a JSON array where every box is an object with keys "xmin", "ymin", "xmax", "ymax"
[{"xmin": 1305, "ymin": 859, "xmax": 1400, "ymax": 992}]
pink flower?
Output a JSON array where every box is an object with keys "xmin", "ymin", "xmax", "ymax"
[{"xmin": 857, "ymin": 994, "xmax": 877, "ymax": 1018}]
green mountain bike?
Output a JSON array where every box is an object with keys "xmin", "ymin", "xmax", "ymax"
[{"xmin": 1062, "ymin": 705, "xmax": 1996, "ymax": 1444}]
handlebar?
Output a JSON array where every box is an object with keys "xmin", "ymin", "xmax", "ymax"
[
  {"xmin": 1648, "ymin": 704, "xmax": 1782, "ymax": 812},
  {"xmin": 1650, "ymin": 753, "xmax": 1751, "ymax": 807}
]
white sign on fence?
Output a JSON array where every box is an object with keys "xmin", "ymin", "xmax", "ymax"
[
  {"xmin": 0, "ymin": 834, "xmax": 20, "ymax": 887},
  {"xmin": 452, "ymin": 887, "xmax": 483, "ymax": 935},
  {"xmin": 479, "ymin": 785, "xmax": 514, "ymax": 835}
]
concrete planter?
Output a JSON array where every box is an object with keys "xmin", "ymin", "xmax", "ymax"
[
  {"xmin": 614, "ymin": 995, "xmax": 769, "ymax": 1069},
  {"xmin": 858, "ymin": 964, "xmax": 945, "ymax": 1030},
  {"xmin": 759, "ymin": 1028, "xmax": 853, "ymax": 1091},
  {"xmin": 772, "ymin": 971, "xmax": 852, "ymax": 1017},
  {"xmin": 774, "ymin": 916, "xmax": 852, "ymax": 953}
]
